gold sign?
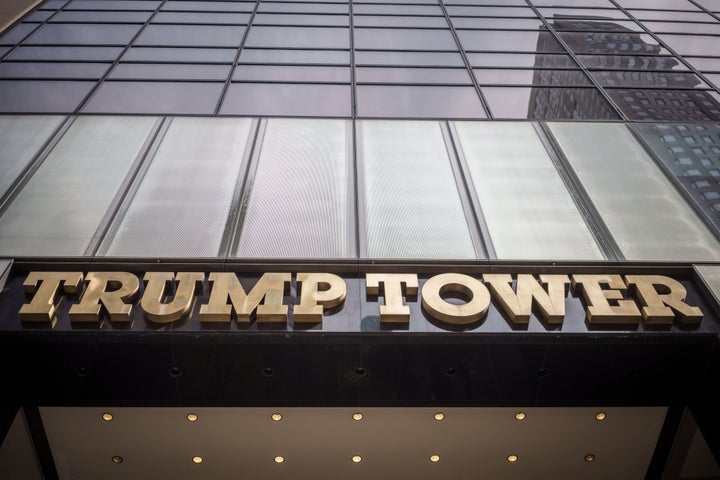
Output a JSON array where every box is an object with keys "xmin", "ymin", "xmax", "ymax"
[{"xmin": 18, "ymin": 271, "xmax": 703, "ymax": 329}]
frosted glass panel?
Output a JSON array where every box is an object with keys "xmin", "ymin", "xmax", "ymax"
[
  {"xmin": 454, "ymin": 122, "xmax": 604, "ymax": 260},
  {"xmin": 360, "ymin": 120, "xmax": 478, "ymax": 259},
  {"xmin": 103, "ymin": 118, "xmax": 254, "ymax": 257},
  {"xmin": 235, "ymin": 119, "xmax": 351, "ymax": 258},
  {"xmin": 0, "ymin": 116, "xmax": 156, "ymax": 256},
  {"xmin": 0, "ymin": 116, "xmax": 64, "ymax": 199},
  {"xmin": 549, "ymin": 122, "xmax": 720, "ymax": 261}
]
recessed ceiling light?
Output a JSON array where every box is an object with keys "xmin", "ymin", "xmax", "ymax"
[
  {"xmin": 430, "ymin": 455, "xmax": 440, "ymax": 463},
  {"xmin": 585, "ymin": 454, "xmax": 596, "ymax": 462},
  {"xmin": 274, "ymin": 456, "xmax": 284, "ymax": 464},
  {"xmin": 507, "ymin": 454, "xmax": 518, "ymax": 463},
  {"xmin": 271, "ymin": 413, "xmax": 282, "ymax": 421},
  {"xmin": 515, "ymin": 412, "xmax": 526, "ymax": 420},
  {"xmin": 111, "ymin": 456, "xmax": 123, "ymax": 464},
  {"xmin": 595, "ymin": 412, "xmax": 606, "ymax": 421},
  {"xmin": 434, "ymin": 413, "xmax": 445, "ymax": 421},
  {"xmin": 353, "ymin": 413, "xmax": 363, "ymax": 421},
  {"xmin": 352, "ymin": 455, "xmax": 362, "ymax": 463},
  {"xmin": 192, "ymin": 456, "xmax": 203, "ymax": 464},
  {"xmin": 186, "ymin": 413, "xmax": 198, "ymax": 422},
  {"xmin": 102, "ymin": 413, "xmax": 113, "ymax": 422}
]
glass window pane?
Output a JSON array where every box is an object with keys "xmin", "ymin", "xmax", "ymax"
[
  {"xmin": 258, "ymin": 2, "xmax": 348, "ymax": 13},
  {"xmin": 0, "ymin": 116, "xmax": 157, "ymax": 256},
  {"xmin": 590, "ymin": 70, "xmax": 708, "ymax": 88},
  {"xmin": 355, "ymin": 50, "xmax": 464, "ymax": 67},
  {"xmin": 51, "ymin": 11, "xmax": 153, "ymax": 23},
  {"xmin": 103, "ymin": 118, "xmax": 253, "ymax": 257},
  {"xmin": 644, "ymin": 22, "xmax": 720, "ymax": 35},
  {"xmin": 636, "ymin": 123, "xmax": 720, "ymax": 234},
  {"xmin": 27, "ymin": 24, "xmax": 141, "ymax": 45},
  {"xmin": 354, "ymin": 15, "xmax": 447, "ymax": 28},
  {"xmin": 357, "ymin": 85, "xmax": 486, "ymax": 118},
  {"xmin": 253, "ymin": 13, "xmax": 348, "ymax": 26},
  {"xmin": 162, "ymin": 1, "xmax": 255, "ymax": 12},
  {"xmin": 0, "ymin": 80, "xmax": 94, "ymax": 113},
  {"xmin": 239, "ymin": 48, "xmax": 349, "ymax": 64},
  {"xmin": 220, "ymin": 83, "xmax": 351, "ymax": 117},
  {"xmin": 447, "ymin": 6, "xmax": 536, "ymax": 17},
  {"xmin": 0, "ymin": 24, "xmax": 39, "ymax": 45},
  {"xmin": 122, "ymin": 47, "xmax": 237, "ymax": 63},
  {"xmin": 0, "ymin": 115, "xmax": 65, "ymax": 199},
  {"xmin": 454, "ymin": 122, "xmax": 604, "ymax": 260},
  {"xmin": 353, "ymin": 4, "xmax": 441, "ymax": 15},
  {"xmin": 235, "ymin": 119, "xmax": 351, "ymax": 259},
  {"xmin": 83, "ymin": 81, "xmax": 223, "ymax": 115},
  {"xmin": 135, "ymin": 25, "xmax": 246, "ymax": 47},
  {"xmin": 458, "ymin": 30, "xmax": 562, "ymax": 52},
  {"xmin": 475, "ymin": 69, "xmax": 591, "ymax": 86},
  {"xmin": 659, "ymin": 34, "xmax": 720, "ymax": 57},
  {"xmin": 549, "ymin": 122, "xmax": 720, "ymax": 261},
  {"xmin": 605, "ymin": 89, "xmax": 720, "ymax": 122},
  {"xmin": 360, "ymin": 120, "xmax": 478, "ymax": 259},
  {"xmin": 684, "ymin": 57, "xmax": 720, "ymax": 71},
  {"xmin": 110, "ymin": 63, "xmax": 231, "ymax": 80},
  {"xmin": 245, "ymin": 26, "xmax": 349, "ymax": 49},
  {"xmin": 559, "ymin": 32, "xmax": 671, "ymax": 55},
  {"xmin": 0, "ymin": 62, "xmax": 110, "ymax": 79},
  {"xmin": 356, "ymin": 67, "xmax": 472, "ymax": 85},
  {"xmin": 576, "ymin": 55, "xmax": 689, "ymax": 71},
  {"xmin": 468, "ymin": 52, "xmax": 576, "ymax": 68},
  {"xmin": 65, "ymin": 0, "xmax": 160, "ymax": 10},
  {"xmin": 628, "ymin": 10, "xmax": 714, "ymax": 21},
  {"xmin": 452, "ymin": 17, "xmax": 544, "ymax": 29},
  {"xmin": 355, "ymin": 28, "xmax": 456, "ymax": 51},
  {"xmin": 617, "ymin": 0, "xmax": 699, "ymax": 9},
  {"xmin": 538, "ymin": 7, "xmax": 629, "ymax": 19},
  {"xmin": 483, "ymin": 87, "xmax": 619, "ymax": 120},
  {"xmin": 8, "ymin": 46, "xmax": 124, "ymax": 61},
  {"xmin": 152, "ymin": 12, "xmax": 251, "ymax": 24},
  {"xmin": 232, "ymin": 65, "xmax": 350, "ymax": 82}
]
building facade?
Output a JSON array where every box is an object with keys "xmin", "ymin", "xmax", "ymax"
[{"xmin": 1, "ymin": 0, "xmax": 720, "ymax": 478}]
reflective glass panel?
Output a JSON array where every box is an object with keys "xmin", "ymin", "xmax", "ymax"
[
  {"xmin": 110, "ymin": 63, "xmax": 231, "ymax": 81},
  {"xmin": 122, "ymin": 47, "xmax": 237, "ymax": 63},
  {"xmin": 245, "ymin": 26, "xmax": 349, "ymax": 49},
  {"xmin": 235, "ymin": 119, "xmax": 351, "ymax": 259},
  {"xmin": 356, "ymin": 67, "xmax": 472, "ymax": 85},
  {"xmin": 360, "ymin": 120, "xmax": 477, "ymax": 259},
  {"xmin": 354, "ymin": 15, "xmax": 447, "ymax": 28},
  {"xmin": 357, "ymin": 85, "xmax": 486, "ymax": 118},
  {"xmin": 65, "ymin": 0, "xmax": 160, "ymax": 10},
  {"xmin": 162, "ymin": 1, "xmax": 255, "ymax": 12},
  {"xmin": 458, "ymin": 30, "xmax": 563, "ymax": 52},
  {"xmin": 232, "ymin": 65, "xmax": 350, "ymax": 82},
  {"xmin": 590, "ymin": 70, "xmax": 708, "ymax": 88},
  {"xmin": 474, "ymin": 69, "xmax": 591, "ymax": 86},
  {"xmin": 0, "ymin": 62, "xmax": 110, "ymax": 79},
  {"xmin": 253, "ymin": 13, "xmax": 349, "ymax": 26},
  {"xmin": 8, "ymin": 46, "xmax": 124, "ymax": 61},
  {"xmin": 240, "ymin": 48, "xmax": 349, "ymax": 64},
  {"xmin": 0, "ymin": 115, "xmax": 64, "ymax": 199},
  {"xmin": 0, "ymin": 80, "xmax": 94, "ymax": 113},
  {"xmin": 103, "ymin": 118, "xmax": 253, "ymax": 257},
  {"xmin": 51, "ymin": 11, "xmax": 152, "ymax": 22},
  {"xmin": 83, "ymin": 82, "xmax": 224, "ymax": 115},
  {"xmin": 576, "ymin": 55, "xmax": 689, "ymax": 71},
  {"xmin": 659, "ymin": 34, "xmax": 720, "ymax": 57},
  {"xmin": 636, "ymin": 123, "xmax": 720, "ymax": 234},
  {"xmin": 27, "ymin": 24, "xmax": 141, "ymax": 45},
  {"xmin": 355, "ymin": 28, "xmax": 456, "ymax": 51},
  {"xmin": 467, "ymin": 52, "xmax": 576, "ymax": 68},
  {"xmin": 221, "ymin": 83, "xmax": 351, "ymax": 117},
  {"xmin": 135, "ymin": 25, "xmax": 246, "ymax": 47},
  {"xmin": 606, "ymin": 89, "xmax": 720, "ymax": 122},
  {"xmin": 152, "ymin": 12, "xmax": 251, "ymax": 24},
  {"xmin": 355, "ymin": 51, "xmax": 464, "ymax": 67},
  {"xmin": 549, "ymin": 122, "xmax": 720, "ymax": 261},
  {"xmin": 0, "ymin": 116, "xmax": 157, "ymax": 256},
  {"xmin": 454, "ymin": 122, "xmax": 604, "ymax": 260},
  {"xmin": 558, "ymin": 32, "xmax": 671, "ymax": 55},
  {"xmin": 483, "ymin": 87, "xmax": 619, "ymax": 120}
]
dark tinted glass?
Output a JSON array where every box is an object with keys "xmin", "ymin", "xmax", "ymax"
[
  {"xmin": 0, "ymin": 80, "xmax": 94, "ymax": 113},
  {"xmin": 606, "ymin": 89, "xmax": 720, "ymax": 121},
  {"xmin": 83, "ymin": 81, "xmax": 224, "ymax": 114}
]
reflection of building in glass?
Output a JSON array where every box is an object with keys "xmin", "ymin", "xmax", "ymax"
[
  {"xmin": 530, "ymin": 18, "xmax": 720, "ymax": 121},
  {"xmin": 640, "ymin": 123, "xmax": 720, "ymax": 229}
]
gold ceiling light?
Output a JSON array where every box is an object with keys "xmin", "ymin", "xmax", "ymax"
[
  {"xmin": 430, "ymin": 455, "xmax": 440, "ymax": 463},
  {"xmin": 595, "ymin": 412, "xmax": 607, "ymax": 421},
  {"xmin": 507, "ymin": 454, "xmax": 518, "ymax": 463},
  {"xmin": 101, "ymin": 413, "xmax": 113, "ymax": 422},
  {"xmin": 352, "ymin": 413, "xmax": 363, "ymax": 421},
  {"xmin": 192, "ymin": 456, "xmax": 203, "ymax": 464},
  {"xmin": 515, "ymin": 412, "xmax": 526, "ymax": 420},
  {"xmin": 352, "ymin": 455, "xmax": 362, "ymax": 463},
  {"xmin": 186, "ymin": 413, "xmax": 198, "ymax": 422},
  {"xmin": 585, "ymin": 454, "xmax": 596, "ymax": 462},
  {"xmin": 274, "ymin": 456, "xmax": 285, "ymax": 463},
  {"xmin": 271, "ymin": 413, "xmax": 283, "ymax": 421},
  {"xmin": 111, "ymin": 456, "xmax": 123, "ymax": 464},
  {"xmin": 434, "ymin": 412, "xmax": 445, "ymax": 421}
]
